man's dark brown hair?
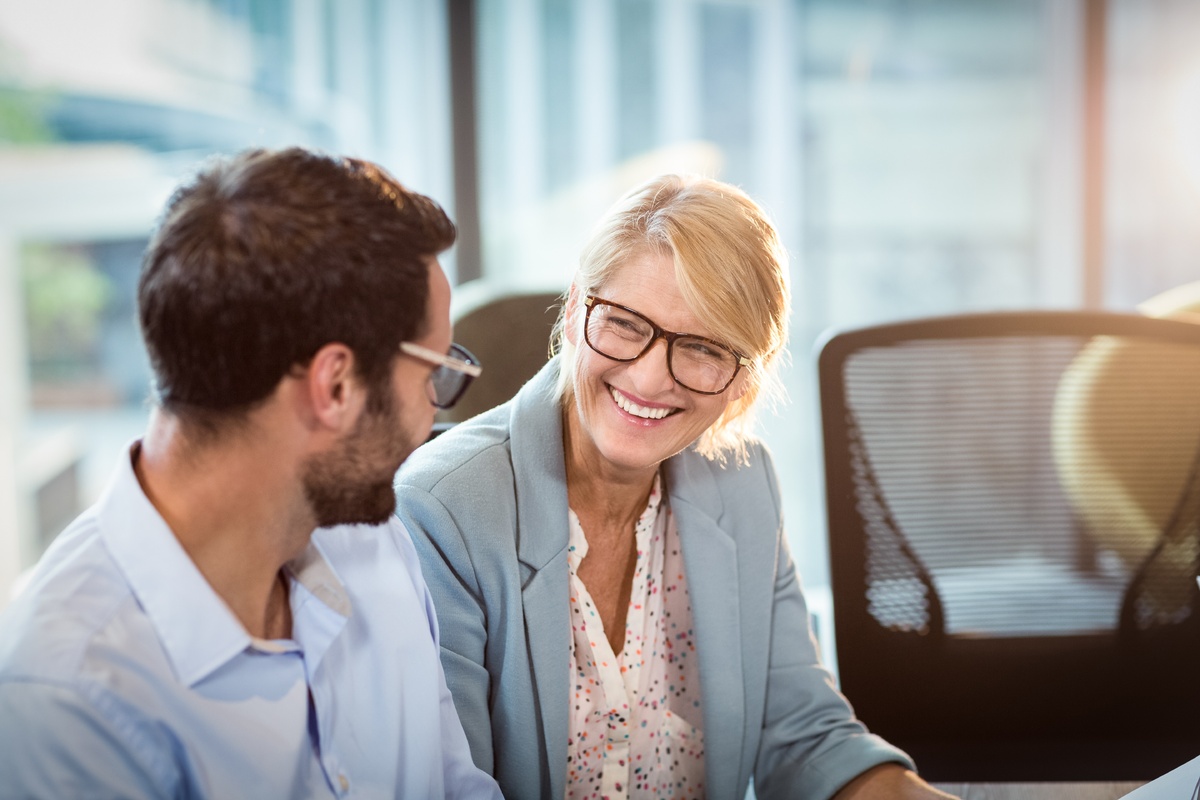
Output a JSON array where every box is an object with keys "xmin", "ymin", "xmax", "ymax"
[{"xmin": 137, "ymin": 147, "xmax": 456, "ymax": 424}]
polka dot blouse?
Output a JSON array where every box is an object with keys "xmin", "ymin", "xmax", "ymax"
[{"xmin": 566, "ymin": 473, "xmax": 705, "ymax": 800}]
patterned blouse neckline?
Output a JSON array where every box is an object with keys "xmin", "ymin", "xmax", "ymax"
[{"xmin": 565, "ymin": 472, "xmax": 705, "ymax": 800}]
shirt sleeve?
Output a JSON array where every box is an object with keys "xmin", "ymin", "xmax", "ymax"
[{"xmin": 0, "ymin": 679, "xmax": 177, "ymax": 800}]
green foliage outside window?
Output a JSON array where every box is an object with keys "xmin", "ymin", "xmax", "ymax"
[
  {"xmin": 0, "ymin": 36, "xmax": 56, "ymax": 145},
  {"xmin": 0, "ymin": 87, "xmax": 54, "ymax": 144},
  {"xmin": 21, "ymin": 243, "xmax": 113, "ymax": 381}
]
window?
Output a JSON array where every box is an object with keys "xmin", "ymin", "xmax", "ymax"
[
  {"xmin": 472, "ymin": 0, "xmax": 1064, "ymax": 587},
  {"xmin": 3, "ymin": 0, "xmax": 1200, "ymax": 605}
]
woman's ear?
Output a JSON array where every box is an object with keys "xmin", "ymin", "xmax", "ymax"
[
  {"xmin": 723, "ymin": 367, "xmax": 752, "ymax": 407},
  {"xmin": 563, "ymin": 284, "xmax": 582, "ymax": 347}
]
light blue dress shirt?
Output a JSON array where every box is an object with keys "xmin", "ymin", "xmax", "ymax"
[{"xmin": 0, "ymin": 444, "xmax": 501, "ymax": 799}]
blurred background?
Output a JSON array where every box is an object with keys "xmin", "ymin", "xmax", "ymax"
[{"xmin": 2, "ymin": 0, "xmax": 1199, "ymax": 617}]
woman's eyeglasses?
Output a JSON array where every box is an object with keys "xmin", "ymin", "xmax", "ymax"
[
  {"xmin": 582, "ymin": 295, "xmax": 750, "ymax": 395},
  {"xmin": 399, "ymin": 342, "xmax": 482, "ymax": 409}
]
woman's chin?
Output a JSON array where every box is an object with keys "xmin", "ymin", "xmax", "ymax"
[{"xmin": 588, "ymin": 428, "xmax": 686, "ymax": 475}]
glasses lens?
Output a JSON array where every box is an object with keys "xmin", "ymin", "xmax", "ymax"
[
  {"xmin": 585, "ymin": 303, "xmax": 653, "ymax": 360},
  {"xmin": 670, "ymin": 336, "xmax": 740, "ymax": 393},
  {"xmin": 429, "ymin": 368, "xmax": 463, "ymax": 409},
  {"xmin": 429, "ymin": 344, "xmax": 478, "ymax": 409}
]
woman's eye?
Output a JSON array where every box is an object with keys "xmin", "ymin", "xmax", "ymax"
[{"xmin": 602, "ymin": 313, "xmax": 648, "ymax": 337}]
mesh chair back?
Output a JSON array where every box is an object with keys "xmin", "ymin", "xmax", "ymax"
[{"xmin": 819, "ymin": 311, "xmax": 1200, "ymax": 781}]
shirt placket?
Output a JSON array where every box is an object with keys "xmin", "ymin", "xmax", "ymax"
[
  {"xmin": 569, "ymin": 559, "xmax": 633, "ymax": 800},
  {"xmin": 623, "ymin": 515, "xmax": 661, "ymax": 799},
  {"xmin": 282, "ymin": 570, "xmax": 352, "ymax": 798},
  {"xmin": 604, "ymin": 496, "xmax": 659, "ymax": 800},
  {"xmin": 567, "ymin": 480, "xmax": 663, "ymax": 800}
]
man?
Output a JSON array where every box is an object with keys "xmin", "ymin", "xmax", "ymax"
[{"xmin": 0, "ymin": 147, "xmax": 498, "ymax": 798}]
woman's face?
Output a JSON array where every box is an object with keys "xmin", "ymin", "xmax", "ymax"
[{"xmin": 565, "ymin": 250, "xmax": 746, "ymax": 480}]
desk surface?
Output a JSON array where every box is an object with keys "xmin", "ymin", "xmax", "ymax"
[{"xmin": 933, "ymin": 783, "xmax": 1144, "ymax": 799}]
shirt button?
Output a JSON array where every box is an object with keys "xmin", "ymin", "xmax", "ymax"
[{"xmin": 338, "ymin": 773, "xmax": 349, "ymax": 793}]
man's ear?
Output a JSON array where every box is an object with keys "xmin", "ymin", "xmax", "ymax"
[
  {"xmin": 304, "ymin": 343, "xmax": 363, "ymax": 431},
  {"xmin": 564, "ymin": 284, "xmax": 582, "ymax": 347}
]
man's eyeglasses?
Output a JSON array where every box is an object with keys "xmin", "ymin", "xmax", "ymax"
[
  {"xmin": 399, "ymin": 342, "xmax": 482, "ymax": 409},
  {"xmin": 582, "ymin": 295, "xmax": 750, "ymax": 395}
]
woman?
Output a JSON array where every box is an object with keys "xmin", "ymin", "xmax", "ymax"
[{"xmin": 395, "ymin": 175, "xmax": 955, "ymax": 800}]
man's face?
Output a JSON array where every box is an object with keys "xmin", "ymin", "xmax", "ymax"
[{"xmin": 302, "ymin": 259, "xmax": 452, "ymax": 528}]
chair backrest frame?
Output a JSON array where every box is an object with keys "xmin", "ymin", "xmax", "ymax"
[
  {"xmin": 818, "ymin": 310, "xmax": 1200, "ymax": 781},
  {"xmin": 438, "ymin": 281, "xmax": 564, "ymax": 423}
]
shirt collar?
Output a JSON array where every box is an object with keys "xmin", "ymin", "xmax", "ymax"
[
  {"xmin": 286, "ymin": 541, "xmax": 351, "ymax": 618},
  {"xmin": 99, "ymin": 441, "xmax": 349, "ymax": 687}
]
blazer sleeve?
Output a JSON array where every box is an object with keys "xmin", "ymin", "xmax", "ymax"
[
  {"xmin": 749, "ymin": 447, "xmax": 915, "ymax": 800},
  {"xmin": 394, "ymin": 483, "xmax": 495, "ymax": 775}
]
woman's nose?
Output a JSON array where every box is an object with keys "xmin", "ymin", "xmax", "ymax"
[{"xmin": 625, "ymin": 336, "xmax": 676, "ymax": 396}]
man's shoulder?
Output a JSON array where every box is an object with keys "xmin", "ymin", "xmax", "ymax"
[{"xmin": 0, "ymin": 511, "xmax": 144, "ymax": 688}]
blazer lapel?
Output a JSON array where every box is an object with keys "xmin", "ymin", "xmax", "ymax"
[
  {"xmin": 666, "ymin": 453, "xmax": 747, "ymax": 800},
  {"xmin": 510, "ymin": 361, "xmax": 572, "ymax": 800},
  {"xmin": 519, "ymin": 552, "xmax": 570, "ymax": 799}
]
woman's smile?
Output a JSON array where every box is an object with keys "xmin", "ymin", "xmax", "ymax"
[{"xmin": 608, "ymin": 385, "xmax": 680, "ymax": 423}]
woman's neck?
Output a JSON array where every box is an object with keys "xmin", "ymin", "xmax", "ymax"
[{"xmin": 562, "ymin": 405, "xmax": 656, "ymax": 533}]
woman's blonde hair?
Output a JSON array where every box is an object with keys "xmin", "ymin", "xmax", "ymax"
[{"xmin": 551, "ymin": 174, "xmax": 790, "ymax": 464}]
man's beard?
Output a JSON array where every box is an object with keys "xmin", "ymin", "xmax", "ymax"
[{"xmin": 301, "ymin": 390, "xmax": 415, "ymax": 528}]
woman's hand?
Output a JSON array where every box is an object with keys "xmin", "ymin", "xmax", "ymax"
[{"xmin": 834, "ymin": 763, "xmax": 960, "ymax": 800}]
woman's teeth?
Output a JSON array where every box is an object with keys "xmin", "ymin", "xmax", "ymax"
[{"xmin": 611, "ymin": 388, "xmax": 673, "ymax": 420}]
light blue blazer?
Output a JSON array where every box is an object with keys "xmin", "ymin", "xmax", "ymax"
[{"xmin": 394, "ymin": 359, "xmax": 912, "ymax": 800}]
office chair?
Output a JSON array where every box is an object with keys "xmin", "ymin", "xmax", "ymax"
[
  {"xmin": 817, "ymin": 311, "xmax": 1200, "ymax": 782},
  {"xmin": 438, "ymin": 281, "xmax": 564, "ymax": 424}
]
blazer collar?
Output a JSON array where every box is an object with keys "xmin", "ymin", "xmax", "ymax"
[{"xmin": 509, "ymin": 358, "xmax": 571, "ymax": 571}]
